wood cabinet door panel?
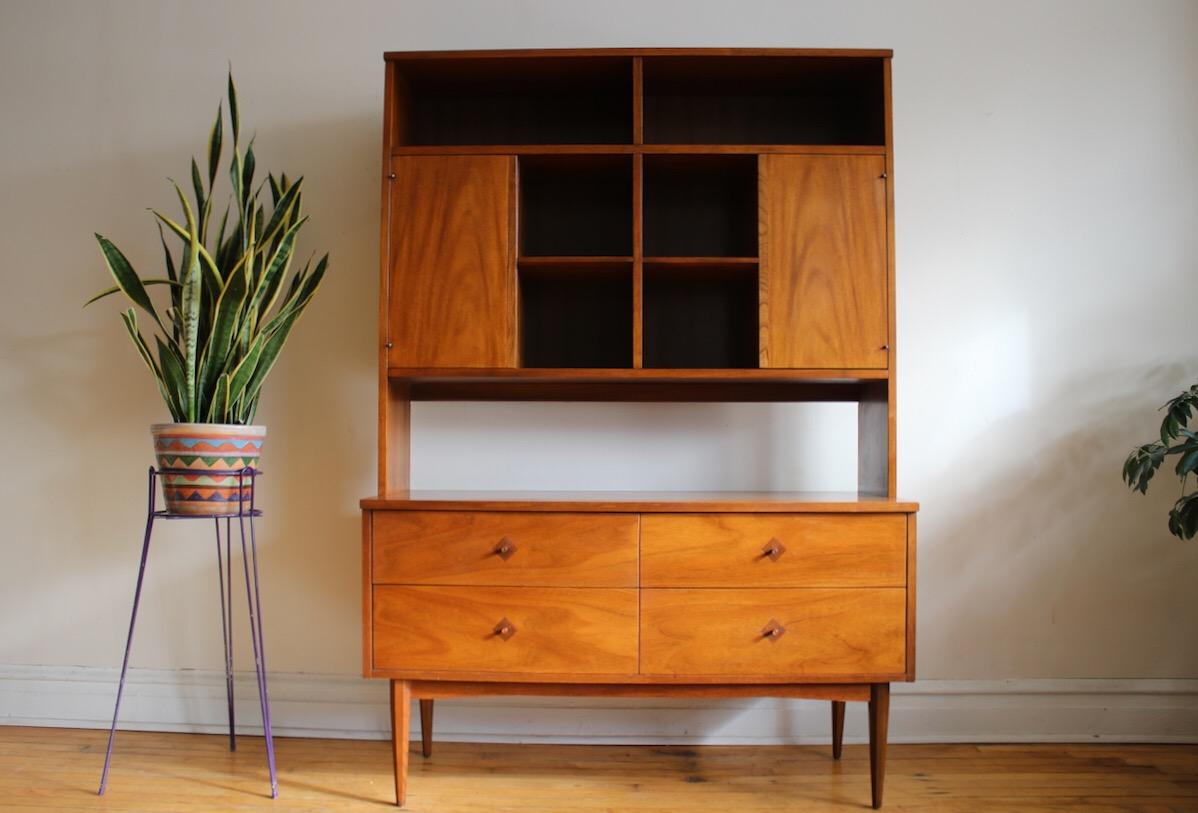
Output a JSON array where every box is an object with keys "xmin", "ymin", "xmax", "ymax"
[
  {"xmin": 373, "ymin": 586, "xmax": 638, "ymax": 675},
  {"xmin": 641, "ymin": 588, "xmax": 905, "ymax": 678},
  {"xmin": 760, "ymin": 154, "xmax": 888, "ymax": 369},
  {"xmin": 387, "ymin": 155, "xmax": 515, "ymax": 368},
  {"xmin": 641, "ymin": 513, "xmax": 906, "ymax": 587},
  {"xmin": 372, "ymin": 511, "xmax": 638, "ymax": 587}
]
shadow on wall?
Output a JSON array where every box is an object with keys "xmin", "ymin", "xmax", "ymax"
[{"xmin": 920, "ymin": 358, "xmax": 1198, "ymax": 680}]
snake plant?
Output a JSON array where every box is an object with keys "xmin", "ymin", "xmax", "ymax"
[
  {"xmin": 87, "ymin": 72, "xmax": 329, "ymax": 424},
  {"xmin": 1123, "ymin": 382, "xmax": 1198, "ymax": 539}
]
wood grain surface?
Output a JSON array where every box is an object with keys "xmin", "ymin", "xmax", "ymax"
[
  {"xmin": 25, "ymin": 726, "xmax": 1198, "ymax": 812},
  {"xmin": 373, "ymin": 586, "xmax": 638, "ymax": 675},
  {"xmin": 389, "ymin": 680, "xmax": 409, "ymax": 806},
  {"xmin": 387, "ymin": 155, "xmax": 515, "ymax": 368},
  {"xmin": 362, "ymin": 491, "xmax": 919, "ymax": 513},
  {"xmin": 387, "ymin": 47, "xmax": 894, "ymax": 60},
  {"xmin": 760, "ymin": 155, "xmax": 888, "ymax": 369},
  {"xmin": 641, "ymin": 588, "xmax": 905, "ymax": 677},
  {"xmin": 408, "ymin": 681, "xmax": 870, "ymax": 701},
  {"xmin": 641, "ymin": 513, "xmax": 906, "ymax": 588},
  {"xmin": 372, "ymin": 511, "xmax": 638, "ymax": 587}
]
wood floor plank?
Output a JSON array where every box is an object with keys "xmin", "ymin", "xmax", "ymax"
[{"xmin": 0, "ymin": 727, "xmax": 1193, "ymax": 812}]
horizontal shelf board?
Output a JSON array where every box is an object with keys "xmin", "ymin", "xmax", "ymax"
[
  {"xmin": 393, "ymin": 369, "xmax": 888, "ymax": 401},
  {"xmin": 639, "ymin": 144, "xmax": 886, "ymax": 155},
  {"xmin": 644, "ymin": 257, "xmax": 758, "ymax": 269},
  {"xmin": 518, "ymin": 256, "xmax": 633, "ymax": 270},
  {"xmin": 361, "ymin": 490, "xmax": 918, "ymax": 513},
  {"xmin": 390, "ymin": 367, "xmax": 888, "ymax": 381},
  {"xmin": 406, "ymin": 380, "xmax": 870, "ymax": 402},
  {"xmin": 392, "ymin": 369, "xmax": 887, "ymax": 401},
  {"xmin": 374, "ymin": 670, "xmax": 903, "ymax": 685},
  {"xmin": 386, "ymin": 48, "xmax": 894, "ymax": 60},
  {"xmin": 406, "ymin": 681, "xmax": 873, "ymax": 698},
  {"xmin": 390, "ymin": 144, "xmax": 887, "ymax": 156},
  {"xmin": 396, "ymin": 145, "xmax": 635, "ymax": 155}
]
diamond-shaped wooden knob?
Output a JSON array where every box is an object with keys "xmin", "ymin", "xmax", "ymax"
[
  {"xmin": 762, "ymin": 538, "xmax": 786, "ymax": 561},
  {"xmin": 493, "ymin": 618, "xmax": 517, "ymax": 640},
  {"xmin": 762, "ymin": 619, "xmax": 786, "ymax": 641},
  {"xmin": 494, "ymin": 537, "xmax": 517, "ymax": 560}
]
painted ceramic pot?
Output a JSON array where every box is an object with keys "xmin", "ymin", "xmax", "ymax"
[{"xmin": 151, "ymin": 423, "xmax": 266, "ymax": 516}]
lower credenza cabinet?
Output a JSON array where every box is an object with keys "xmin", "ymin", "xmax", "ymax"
[{"xmin": 362, "ymin": 503, "xmax": 917, "ymax": 808}]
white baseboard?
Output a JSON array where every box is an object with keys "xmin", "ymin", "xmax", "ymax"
[{"xmin": 2, "ymin": 665, "xmax": 1196, "ymax": 744}]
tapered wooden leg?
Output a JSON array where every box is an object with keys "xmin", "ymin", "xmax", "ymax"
[
  {"xmin": 831, "ymin": 700, "xmax": 846, "ymax": 760},
  {"xmin": 868, "ymin": 683, "xmax": 890, "ymax": 809},
  {"xmin": 390, "ymin": 680, "xmax": 410, "ymax": 807},
  {"xmin": 419, "ymin": 699, "xmax": 434, "ymax": 758}
]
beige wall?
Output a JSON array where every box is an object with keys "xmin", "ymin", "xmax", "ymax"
[{"xmin": 2, "ymin": 0, "xmax": 1197, "ymax": 714}]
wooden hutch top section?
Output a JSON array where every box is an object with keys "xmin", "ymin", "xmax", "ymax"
[{"xmin": 375, "ymin": 47, "xmax": 900, "ymax": 497}]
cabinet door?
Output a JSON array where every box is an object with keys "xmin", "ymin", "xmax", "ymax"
[
  {"xmin": 387, "ymin": 155, "xmax": 516, "ymax": 368},
  {"xmin": 760, "ymin": 155, "xmax": 888, "ymax": 369}
]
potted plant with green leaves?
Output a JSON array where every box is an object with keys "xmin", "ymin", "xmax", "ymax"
[
  {"xmin": 1122, "ymin": 382, "xmax": 1198, "ymax": 539},
  {"xmin": 87, "ymin": 74, "xmax": 329, "ymax": 515}
]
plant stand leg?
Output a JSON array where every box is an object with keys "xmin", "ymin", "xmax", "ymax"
[
  {"xmin": 239, "ymin": 512, "xmax": 278, "ymax": 798},
  {"xmin": 98, "ymin": 469, "xmax": 157, "ymax": 796},
  {"xmin": 216, "ymin": 518, "xmax": 236, "ymax": 751},
  {"xmin": 419, "ymin": 700, "xmax": 434, "ymax": 758},
  {"xmin": 392, "ymin": 680, "xmax": 410, "ymax": 806},
  {"xmin": 831, "ymin": 700, "xmax": 845, "ymax": 760},
  {"xmin": 868, "ymin": 683, "xmax": 890, "ymax": 809}
]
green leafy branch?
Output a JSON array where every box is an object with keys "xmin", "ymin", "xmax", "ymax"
[
  {"xmin": 1122, "ymin": 382, "xmax": 1198, "ymax": 539},
  {"xmin": 87, "ymin": 72, "xmax": 329, "ymax": 425}
]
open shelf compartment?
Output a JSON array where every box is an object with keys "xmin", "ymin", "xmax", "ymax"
[
  {"xmin": 643, "ymin": 155, "xmax": 758, "ymax": 258},
  {"xmin": 519, "ymin": 262, "xmax": 633, "ymax": 369},
  {"xmin": 643, "ymin": 56, "xmax": 885, "ymax": 145},
  {"xmin": 520, "ymin": 155, "xmax": 633, "ymax": 257},
  {"xmin": 643, "ymin": 262, "xmax": 759, "ymax": 369},
  {"xmin": 393, "ymin": 56, "xmax": 633, "ymax": 146}
]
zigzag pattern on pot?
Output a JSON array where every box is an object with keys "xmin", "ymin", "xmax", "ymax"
[{"xmin": 151, "ymin": 424, "xmax": 265, "ymax": 516}]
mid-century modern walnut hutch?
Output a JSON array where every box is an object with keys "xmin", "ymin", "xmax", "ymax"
[{"xmin": 361, "ymin": 48, "xmax": 917, "ymax": 809}]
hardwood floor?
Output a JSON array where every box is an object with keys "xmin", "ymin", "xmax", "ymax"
[{"xmin": 1, "ymin": 726, "xmax": 1195, "ymax": 812}]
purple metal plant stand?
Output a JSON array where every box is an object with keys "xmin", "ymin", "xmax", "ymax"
[{"xmin": 97, "ymin": 466, "xmax": 278, "ymax": 799}]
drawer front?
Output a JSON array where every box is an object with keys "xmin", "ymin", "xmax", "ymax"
[
  {"xmin": 373, "ymin": 585, "xmax": 638, "ymax": 675},
  {"xmin": 372, "ymin": 511, "xmax": 638, "ymax": 587},
  {"xmin": 641, "ymin": 588, "xmax": 905, "ymax": 677},
  {"xmin": 641, "ymin": 514, "xmax": 906, "ymax": 588}
]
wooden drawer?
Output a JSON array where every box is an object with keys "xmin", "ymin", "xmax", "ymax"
[
  {"xmin": 372, "ymin": 511, "xmax": 638, "ymax": 587},
  {"xmin": 640, "ymin": 588, "xmax": 905, "ymax": 677},
  {"xmin": 641, "ymin": 514, "xmax": 906, "ymax": 587},
  {"xmin": 373, "ymin": 586, "xmax": 638, "ymax": 675}
]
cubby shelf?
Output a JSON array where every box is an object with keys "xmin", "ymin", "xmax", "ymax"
[
  {"xmin": 519, "ymin": 264, "xmax": 632, "ymax": 369},
  {"xmin": 643, "ymin": 263, "xmax": 759, "ymax": 370},
  {"xmin": 643, "ymin": 56, "xmax": 886, "ymax": 145},
  {"xmin": 643, "ymin": 155, "xmax": 758, "ymax": 258},
  {"xmin": 519, "ymin": 155, "xmax": 632, "ymax": 257},
  {"xmin": 390, "ymin": 55, "xmax": 633, "ymax": 146}
]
